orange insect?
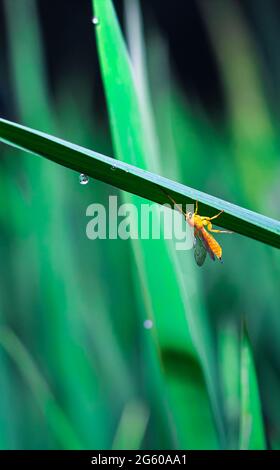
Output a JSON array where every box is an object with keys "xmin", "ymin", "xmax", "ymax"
[{"xmin": 165, "ymin": 193, "xmax": 232, "ymax": 266}]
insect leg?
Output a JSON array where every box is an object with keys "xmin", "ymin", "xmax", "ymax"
[
  {"xmin": 208, "ymin": 210, "xmax": 224, "ymax": 221},
  {"xmin": 162, "ymin": 190, "xmax": 187, "ymax": 217},
  {"xmin": 205, "ymin": 221, "xmax": 232, "ymax": 233},
  {"xmin": 208, "ymin": 228, "xmax": 233, "ymax": 234},
  {"xmin": 199, "ymin": 211, "xmax": 223, "ymax": 222}
]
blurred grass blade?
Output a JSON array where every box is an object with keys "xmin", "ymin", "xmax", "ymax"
[
  {"xmin": 112, "ymin": 401, "xmax": 149, "ymax": 450},
  {"xmin": 124, "ymin": 0, "xmax": 159, "ymax": 172},
  {"xmin": 0, "ymin": 327, "xmax": 83, "ymax": 450},
  {"xmin": 3, "ymin": 0, "xmax": 54, "ymax": 130},
  {"xmin": 219, "ymin": 324, "xmax": 240, "ymax": 448},
  {"xmin": 0, "ymin": 117, "xmax": 279, "ymax": 248},
  {"xmin": 239, "ymin": 327, "xmax": 266, "ymax": 449}
]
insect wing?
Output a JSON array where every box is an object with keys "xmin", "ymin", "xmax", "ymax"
[
  {"xmin": 194, "ymin": 235, "xmax": 207, "ymax": 266},
  {"xmin": 200, "ymin": 231, "xmax": 216, "ymax": 261}
]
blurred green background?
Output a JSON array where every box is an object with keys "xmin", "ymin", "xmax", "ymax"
[{"xmin": 0, "ymin": 0, "xmax": 280, "ymax": 450}]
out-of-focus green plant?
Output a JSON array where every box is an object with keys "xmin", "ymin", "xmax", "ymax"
[
  {"xmin": 0, "ymin": 0, "xmax": 280, "ymax": 450},
  {"xmin": 239, "ymin": 328, "xmax": 266, "ymax": 450}
]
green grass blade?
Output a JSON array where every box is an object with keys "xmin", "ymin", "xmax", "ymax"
[
  {"xmin": 219, "ymin": 323, "xmax": 240, "ymax": 449},
  {"xmin": 0, "ymin": 117, "xmax": 279, "ymax": 248},
  {"xmin": 112, "ymin": 401, "xmax": 149, "ymax": 450},
  {"xmin": 93, "ymin": 0, "xmax": 220, "ymax": 449},
  {"xmin": 239, "ymin": 328, "xmax": 266, "ymax": 449}
]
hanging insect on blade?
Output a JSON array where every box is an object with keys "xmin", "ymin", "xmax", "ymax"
[{"xmin": 164, "ymin": 191, "xmax": 232, "ymax": 266}]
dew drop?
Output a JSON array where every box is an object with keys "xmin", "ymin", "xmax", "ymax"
[
  {"xmin": 92, "ymin": 17, "xmax": 99, "ymax": 25},
  {"xmin": 111, "ymin": 166, "xmax": 116, "ymax": 171},
  {"xmin": 79, "ymin": 173, "xmax": 89, "ymax": 185},
  {"xmin": 143, "ymin": 319, "xmax": 153, "ymax": 330}
]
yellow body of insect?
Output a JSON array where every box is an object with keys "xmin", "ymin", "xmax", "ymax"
[{"xmin": 166, "ymin": 193, "xmax": 232, "ymax": 265}]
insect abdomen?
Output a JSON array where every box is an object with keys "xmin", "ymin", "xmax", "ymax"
[{"xmin": 202, "ymin": 229, "xmax": 222, "ymax": 260}]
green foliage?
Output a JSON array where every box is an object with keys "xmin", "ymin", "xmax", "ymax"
[{"xmin": 0, "ymin": 0, "xmax": 279, "ymax": 451}]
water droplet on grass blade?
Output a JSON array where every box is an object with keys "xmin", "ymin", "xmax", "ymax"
[
  {"xmin": 143, "ymin": 319, "xmax": 153, "ymax": 329},
  {"xmin": 111, "ymin": 166, "xmax": 116, "ymax": 171},
  {"xmin": 92, "ymin": 17, "xmax": 99, "ymax": 25},
  {"xmin": 79, "ymin": 174, "xmax": 89, "ymax": 185}
]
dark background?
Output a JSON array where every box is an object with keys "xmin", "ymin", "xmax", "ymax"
[{"xmin": 1, "ymin": 0, "xmax": 273, "ymax": 119}]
